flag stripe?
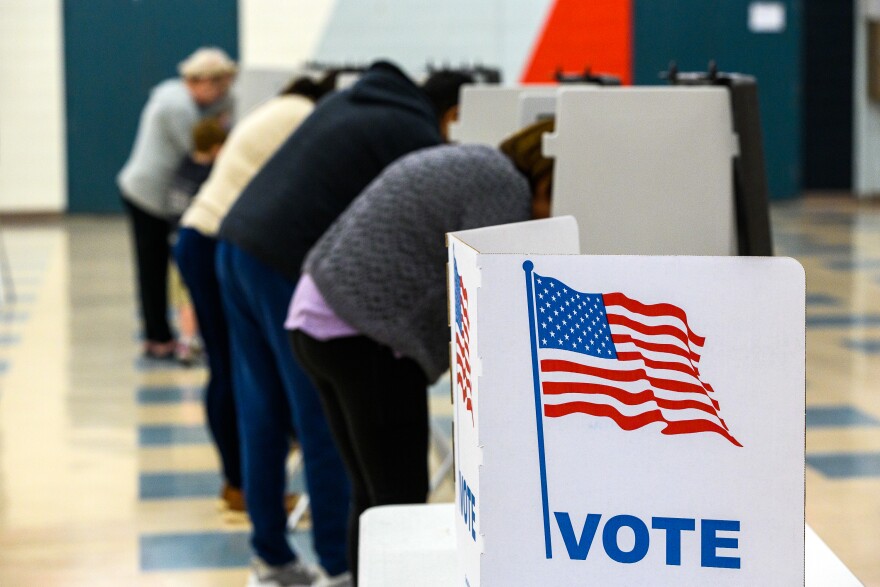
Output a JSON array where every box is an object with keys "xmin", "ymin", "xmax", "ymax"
[
  {"xmin": 603, "ymin": 292, "xmax": 706, "ymax": 347},
  {"xmin": 543, "ymin": 401, "xmax": 741, "ymax": 446},
  {"xmin": 541, "ymin": 359, "xmax": 712, "ymax": 397},
  {"xmin": 542, "ymin": 381, "xmax": 722, "ymax": 417},
  {"xmin": 607, "ymin": 314, "xmax": 694, "ymax": 354},
  {"xmin": 615, "ymin": 351, "xmax": 707, "ymax": 388},
  {"xmin": 613, "ymin": 333, "xmax": 701, "ymax": 364}
]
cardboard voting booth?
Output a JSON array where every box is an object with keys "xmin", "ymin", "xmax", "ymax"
[
  {"xmin": 517, "ymin": 91, "xmax": 558, "ymax": 128},
  {"xmin": 448, "ymin": 216, "xmax": 805, "ymax": 586},
  {"xmin": 544, "ymin": 87, "xmax": 739, "ymax": 256},
  {"xmin": 449, "ymin": 85, "xmax": 557, "ymax": 145},
  {"xmin": 232, "ymin": 67, "xmax": 302, "ymax": 120}
]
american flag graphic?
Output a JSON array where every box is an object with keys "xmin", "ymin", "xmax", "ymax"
[
  {"xmin": 454, "ymin": 258, "xmax": 474, "ymax": 424},
  {"xmin": 530, "ymin": 271, "xmax": 741, "ymax": 447}
]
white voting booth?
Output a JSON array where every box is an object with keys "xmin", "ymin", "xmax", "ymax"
[
  {"xmin": 449, "ymin": 86, "xmax": 557, "ymax": 145},
  {"xmin": 518, "ymin": 92, "xmax": 558, "ymax": 127},
  {"xmin": 232, "ymin": 67, "xmax": 301, "ymax": 120},
  {"xmin": 446, "ymin": 216, "xmax": 805, "ymax": 585},
  {"xmin": 360, "ymin": 505, "xmax": 861, "ymax": 587},
  {"xmin": 544, "ymin": 87, "xmax": 739, "ymax": 256}
]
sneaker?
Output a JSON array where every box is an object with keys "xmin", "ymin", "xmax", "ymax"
[
  {"xmin": 175, "ymin": 338, "xmax": 201, "ymax": 366},
  {"xmin": 312, "ymin": 570, "xmax": 352, "ymax": 587},
  {"xmin": 246, "ymin": 557, "xmax": 316, "ymax": 587}
]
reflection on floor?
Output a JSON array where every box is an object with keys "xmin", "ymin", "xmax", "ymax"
[{"xmin": 0, "ymin": 196, "xmax": 877, "ymax": 585}]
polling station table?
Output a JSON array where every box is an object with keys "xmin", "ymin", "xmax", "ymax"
[{"xmin": 359, "ymin": 504, "xmax": 862, "ymax": 587}]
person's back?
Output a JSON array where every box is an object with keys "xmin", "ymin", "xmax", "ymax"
[
  {"xmin": 118, "ymin": 79, "xmax": 199, "ymax": 217},
  {"xmin": 287, "ymin": 121, "xmax": 555, "ymax": 580},
  {"xmin": 180, "ymin": 93, "xmax": 315, "ymax": 236},
  {"xmin": 217, "ymin": 61, "xmax": 442, "ymax": 280},
  {"xmin": 212, "ymin": 62, "xmax": 471, "ymax": 585},
  {"xmin": 303, "ymin": 143, "xmax": 533, "ymax": 382}
]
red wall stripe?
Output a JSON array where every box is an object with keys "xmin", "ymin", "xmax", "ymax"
[{"xmin": 520, "ymin": 0, "xmax": 632, "ymax": 85}]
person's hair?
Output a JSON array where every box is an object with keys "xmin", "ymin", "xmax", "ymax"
[
  {"xmin": 178, "ymin": 47, "xmax": 237, "ymax": 79},
  {"xmin": 498, "ymin": 118, "xmax": 555, "ymax": 192},
  {"xmin": 192, "ymin": 118, "xmax": 228, "ymax": 153},
  {"xmin": 279, "ymin": 70, "xmax": 340, "ymax": 102},
  {"xmin": 420, "ymin": 71, "xmax": 474, "ymax": 120}
]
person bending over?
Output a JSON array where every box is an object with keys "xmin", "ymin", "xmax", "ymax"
[
  {"xmin": 173, "ymin": 72, "xmax": 338, "ymax": 515},
  {"xmin": 118, "ymin": 47, "xmax": 235, "ymax": 358},
  {"xmin": 288, "ymin": 119, "xmax": 555, "ymax": 584},
  {"xmin": 214, "ymin": 61, "xmax": 472, "ymax": 586}
]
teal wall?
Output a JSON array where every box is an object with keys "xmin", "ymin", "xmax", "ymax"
[
  {"xmin": 634, "ymin": 0, "xmax": 802, "ymax": 200},
  {"xmin": 64, "ymin": 1, "xmax": 238, "ymax": 213}
]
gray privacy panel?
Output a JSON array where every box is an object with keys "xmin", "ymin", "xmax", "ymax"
[
  {"xmin": 544, "ymin": 87, "xmax": 738, "ymax": 256},
  {"xmin": 449, "ymin": 85, "xmax": 557, "ymax": 145},
  {"xmin": 233, "ymin": 68, "xmax": 303, "ymax": 121}
]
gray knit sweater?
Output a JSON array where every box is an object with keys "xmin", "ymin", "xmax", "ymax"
[{"xmin": 304, "ymin": 144, "xmax": 532, "ymax": 382}]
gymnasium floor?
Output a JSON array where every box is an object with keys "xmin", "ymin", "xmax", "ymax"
[{"xmin": 0, "ymin": 195, "xmax": 877, "ymax": 585}]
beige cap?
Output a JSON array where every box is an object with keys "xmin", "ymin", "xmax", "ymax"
[{"xmin": 178, "ymin": 47, "xmax": 237, "ymax": 79}]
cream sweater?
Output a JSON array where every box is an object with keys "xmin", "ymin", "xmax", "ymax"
[{"xmin": 181, "ymin": 94, "xmax": 314, "ymax": 236}]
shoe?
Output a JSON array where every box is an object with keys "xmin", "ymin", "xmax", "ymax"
[
  {"xmin": 175, "ymin": 338, "xmax": 201, "ymax": 366},
  {"xmin": 221, "ymin": 484, "xmax": 246, "ymax": 512},
  {"xmin": 219, "ymin": 484, "xmax": 302, "ymax": 516},
  {"xmin": 312, "ymin": 570, "xmax": 352, "ymax": 587},
  {"xmin": 246, "ymin": 557, "xmax": 316, "ymax": 587},
  {"xmin": 285, "ymin": 492, "xmax": 302, "ymax": 515},
  {"xmin": 143, "ymin": 340, "xmax": 176, "ymax": 359}
]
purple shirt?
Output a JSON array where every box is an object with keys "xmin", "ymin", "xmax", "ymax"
[{"xmin": 286, "ymin": 274, "xmax": 359, "ymax": 340}]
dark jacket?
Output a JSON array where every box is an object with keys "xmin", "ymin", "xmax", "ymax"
[{"xmin": 217, "ymin": 61, "xmax": 442, "ymax": 281}]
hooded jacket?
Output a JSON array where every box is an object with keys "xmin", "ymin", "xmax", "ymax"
[{"xmin": 218, "ymin": 61, "xmax": 442, "ymax": 281}]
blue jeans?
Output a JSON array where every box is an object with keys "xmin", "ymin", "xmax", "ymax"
[
  {"xmin": 173, "ymin": 227, "xmax": 241, "ymax": 489},
  {"xmin": 215, "ymin": 240, "xmax": 350, "ymax": 574}
]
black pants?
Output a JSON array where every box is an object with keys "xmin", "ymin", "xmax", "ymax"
[
  {"xmin": 123, "ymin": 198, "xmax": 173, "ymax": 343},
  {"xmin": 290, "ymin": 331, "xmax": 429, "ymax": 582}
]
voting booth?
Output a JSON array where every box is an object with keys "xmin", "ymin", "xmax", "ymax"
[
  {"xmin": 449, "ymin": 86, "xmax": 557, "ymax": 145},
  {"xmin": 517, "ymin": 91, "xmax": 558, "ymax": 128},
  {"xmin": 544, "ymin": 87, "xmax": 739, "ymax": 256},
  {"xmin": 232, "ymin": 67, "xmax": 302, "ymax": 120},
  {"xmin": 448, "ymin": 216, "xmax": 805, "ymax": 585}
]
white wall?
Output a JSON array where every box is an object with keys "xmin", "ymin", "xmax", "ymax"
[
  {"xmin": 238, "ymin": 0, "xmax": 552, "ymax": 84},
  {"xmin": 239, "ymin": 0, "xmax": 338, "ymax": 67},
  {"xmin": 0, "ymin": 0, "xmax": 66, "ymax": 213},
  {"xmin": 855, "ymin": 0, "xmax": 880, "ymax": 196}
]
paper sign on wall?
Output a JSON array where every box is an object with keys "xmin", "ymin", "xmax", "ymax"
[{"xmin": 749, "ymin": 2, "xmax": 787, "ymax": 33}]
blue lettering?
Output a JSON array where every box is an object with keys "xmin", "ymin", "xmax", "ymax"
[
  {"xmin": 458, "ymin": 472, "xmax": 477, "ymax": 541},
  {"xmin": 602, "ymin": 515, "xmax": 650, "ymax": 564},
  {"xmin": 553, "ymin": 511, "xmax": 740, "ymax": 569},
  {"xmin": 701, "ymin": 519, "xmax": 741, "ymax": 569},
  {"xmin": 554, "ymin": 512, "xmax": 602, "ymax": 560},
  {"xmin": 651, "ymin": 517, "xmax": 696, "ymax": 566}
]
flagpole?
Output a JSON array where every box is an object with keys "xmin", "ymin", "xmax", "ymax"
[{"xmin": 523, "ymin": 260, "xmax": 553, "ymax": 559}]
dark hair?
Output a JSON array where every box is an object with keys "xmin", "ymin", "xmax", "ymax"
[
  {"xmin": 421, "ymin": 71, "xmax": 474, "ymax": 120},
  {"xmin": 279, "ymin": 70, "xmax": 340, "ymax": 102},
  {"xmin": 498, "ymin": 118, "xmax": 555, "ymax": 193},
  {"xmin": 192, "ymin": 117, "xmax": 228, "ymax": 152}
]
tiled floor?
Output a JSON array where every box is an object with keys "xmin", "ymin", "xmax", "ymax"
[{"xmin": 0, "ymin": 196, "xmax": 878, "ymax": 585}]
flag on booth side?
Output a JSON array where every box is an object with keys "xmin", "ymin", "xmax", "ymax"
[
  {"xmin": 454, "ymin": 257, "xmax": 474, "ymax": 424},
  {"xmin": 528, "ymin": 270, "xmax": 741, "ymax": 447}
]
